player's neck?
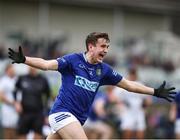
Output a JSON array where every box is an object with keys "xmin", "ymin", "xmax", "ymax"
[{"xmin": 84, "ymin": 52, "xmax": 97, "ymax": 64}]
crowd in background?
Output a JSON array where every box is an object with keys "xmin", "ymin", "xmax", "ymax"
[
  {"xmin": 0, "ymin": 64, "xmax": 53, "ymax": 139},
  {"xmin": 0, "ymin": 0, "xmax": 180, "ymax": 138},
  {"xmin": 0, "ymin": 33, "xmax": 180, "ymax": 139}
]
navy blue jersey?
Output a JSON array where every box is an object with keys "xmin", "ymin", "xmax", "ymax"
[
  {"xmin": 88, "ymin": 91, "xmax": 107, "ymax": 121},
  {"xmin": 175, "ymin": 92, "xmax": 180, "ymax": 119},
  {"xmin": 49, "ymin": 53, "xmax": 122, "ymax": 124}
]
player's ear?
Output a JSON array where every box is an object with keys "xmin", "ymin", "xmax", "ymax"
[
  {"xmin": 88, "ymin": 43, "xmax": 93, "ymax": 50},
  {"xmin": 89, "ymin": 43, "xmax": 93, "ymax": 49}
]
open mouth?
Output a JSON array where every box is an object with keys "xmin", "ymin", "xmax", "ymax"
[{"xmin": 99, "ymin": 53, "xmax": 105, "ymax": 59}]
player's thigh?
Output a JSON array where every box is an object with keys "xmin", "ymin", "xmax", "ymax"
[
  {"xmin": 57, "ymin": 121, "xmax": 87, "ymax": 139},
  {"xmin": 46, "ymin": 132, "xmax": 61, "ymax": 139},
  {"xmin": 49, "ymin": 112, "xmax": 87, "ymax": 139}
]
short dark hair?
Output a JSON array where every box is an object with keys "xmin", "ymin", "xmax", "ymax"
[{"xmin": 85, "ymin": 32, "xmax": 110, "ymax": 51}]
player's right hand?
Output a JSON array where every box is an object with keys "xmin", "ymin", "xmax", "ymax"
[{"xmin": 8, "ymin": 46, "xmax": 26, "ymax": 64}]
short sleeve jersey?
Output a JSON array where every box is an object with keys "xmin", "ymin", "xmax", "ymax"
[
  {"xmin": 50, "ymin": 53, "xmax": 122, "ymax": 124},
  {"xmin": 15, "ymin": 74, "xmax": 50, "ymax": 112},
  {"xmin": 88, "ymin": 91, "xmax": 107, "ymax": 121}
]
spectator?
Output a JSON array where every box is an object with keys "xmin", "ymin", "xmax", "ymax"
[
  {"xmin": 169, "ymin": 91, "xmax": 180, "ymax": 139},
  {"xmin": 84, "ymin": 86, "xmax": 121, "ymax": 139},
  {"xmin": 0, "ymin": 45, "xmax": 5, "ymax": 59},
  {"xmin": 0, "ymin": 64, "xmax": 19, "ymax": 139},
  {"xmin": 13, "ymin": 67, "xmax": 51, "ymax": 139},
  {"xmin": 113, "ymin": 67, "xmax": 152, "ymax": 139},
  {"xmin": 8, "ymin": 32, "xmax": 176, "ymax": 139}
]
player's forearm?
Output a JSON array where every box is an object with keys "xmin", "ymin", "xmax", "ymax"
[
  {"xmin": 127, "ymin": 81, "xmax": 154, "ymax": 95},
  {"xmin": 118, "ymin": 79, "xmax": 154, "ymax": 95},
  {"xmin": 25, "ymin": 56, "xmax": 49, "ymax": 70}
]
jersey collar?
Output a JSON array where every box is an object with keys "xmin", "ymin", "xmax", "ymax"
[{"xmin": 83, "ymin": 52, "xmax": 88, "ymax": 62}]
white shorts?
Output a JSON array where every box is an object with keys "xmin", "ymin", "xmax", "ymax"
[
  {"xmin": 120, "ymin": 110, "xmax": 146, "ymax": 131},
  {"xmin": 175, "ymin": 119, "xmax": 180, "ymax": 134},
  {"xmin": 1, "ymin": 107, "xmax": 19, "ymax": 128},
  {"xmin": 48, "ymin": 112, "xmax": 79, "ymax": 133}
]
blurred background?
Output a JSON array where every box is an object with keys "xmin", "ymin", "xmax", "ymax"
[{"xmin": 0, "ymin": 0, "xmax": 180, "ymax": 139}]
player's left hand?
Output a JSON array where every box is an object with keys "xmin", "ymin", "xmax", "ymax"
[{"xmin": 153, "ymin": 81, "xmax": 176, "ymax": 102}]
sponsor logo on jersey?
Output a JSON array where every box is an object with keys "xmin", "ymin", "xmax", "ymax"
[{"xmin": 74, "ymin": 75, "xmax": 99, "ymax": 92}]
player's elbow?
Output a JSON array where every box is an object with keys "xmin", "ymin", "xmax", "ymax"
[
  {"xmin": 43, "ymin": 60, "xmax": 58, "ymax": 71},
  {"xmin": 42, "ymin": 61, "xmax": 55, "ymax": 71},
  {"xmin": 42, "ymin": 64, "xmax": 49, "ymax": 71}
]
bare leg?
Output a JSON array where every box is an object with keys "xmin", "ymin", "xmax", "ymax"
[
  {"xmin": 84, "ymin": 128, "xmax": 99, "ymax": 139},
  {"xmin": 122, "ymin": 130, "xmax": 132, "ymax": 139},
  {"xmin": 18, "ymin": 134, "xmax": 26, "ymax": 140},
  {"xmin": 57, "ymin": 121, "xmax": 88, "ymax": 139},
  {"xmin": 94, "ymin": 122, "xmax": 113, "ymax": 139},
  {"xmin": 176, "ymin": 133, "xmax": 180, "ymax": 139},
  {"xmin": 34, "ymin": 132, "xmax": 43, "ymax": 139},
  {"xmin": 136, "ymin": 130, "xmax": 145, "ymax": 139},
  {"xmin": 46, "ymin": 132, "xmax": 61, "ymax": 139},
  {"xmin": 3, "ymin": 128, "xmax": 17, "ymax": 139}
]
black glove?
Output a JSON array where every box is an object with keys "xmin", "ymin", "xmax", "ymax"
[
  {"xmin": 8, "ymin": 46, "xmax": 26, "ymax": 64},
  {"xmin": 154, "ymin": 81, "xmax": 176, "ymax": 102}
]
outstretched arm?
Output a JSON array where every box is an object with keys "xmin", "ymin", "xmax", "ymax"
[
  {"xmin": 117, "ymin": 78, "xmax": 154, "ymax": 95},
  {"xmin": 117, "ymin": 78, "xmax": 176, "ymax": 102},
  {"xmin": 8, "ymin": 46, "xmax": 58, "ymax": 71},
  {"xmin": 25, "ymin": 57, "xmax": 58, "ymax": 71}
]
